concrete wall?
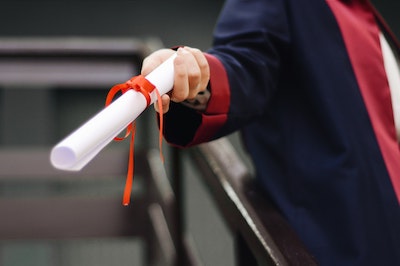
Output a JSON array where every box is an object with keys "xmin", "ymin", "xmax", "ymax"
[{"xmin": 0, "ymin": 0, "xmax": 225, "ymax": 50}]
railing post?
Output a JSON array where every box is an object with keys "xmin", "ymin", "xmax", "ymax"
[{"xmin": 171, "ymin": 147, "xmax": 185, "ymax": 266}]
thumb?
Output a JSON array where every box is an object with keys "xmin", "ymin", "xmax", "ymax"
[{"xmin": 154, "ymin": 94, "xmax": 171, "ymax": 114}]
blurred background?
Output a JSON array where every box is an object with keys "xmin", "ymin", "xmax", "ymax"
[
  {"xmin": 0, "ymin": 0, "xmax": 398, "ymax": 266},
  {"xmin": 0, "ymin": 0, "xmax": 224, "ymax": 50},
  {"xmin": 1, "ymin": 0, "xmax": 397, "ymax": 49}
]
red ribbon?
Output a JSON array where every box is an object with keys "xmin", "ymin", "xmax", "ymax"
[{"xmin": 106, "ymin": 75, "xmax": 164, "ymax": 206}]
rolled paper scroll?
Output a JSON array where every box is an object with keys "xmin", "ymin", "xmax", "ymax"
[{"xmin": 50, "ymin": 53, "xmax": 177, "ymax": 171}]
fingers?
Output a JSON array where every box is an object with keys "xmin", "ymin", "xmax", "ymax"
[
  {"xmin": 171, "ymin": 47, "xmax": 210, "ymax": 102},
  {"xmin": 188, "ymin": 47, "xmax": 210, "ymax": 98},
  {"xmin": 142, "ymin": 46, "xmax": 210, "ymax": 114},
  {"xmin": 141, "ymin": 49, "xmax": 176, "ymax": 76},
  {"xmin": 171, "ymin": 48, "xmax": 190, "ymax": 102}
]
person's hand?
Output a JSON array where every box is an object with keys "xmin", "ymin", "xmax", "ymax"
[{"xmin": 141, "ymin": 46, "xmax": 210, "ymax": 113}]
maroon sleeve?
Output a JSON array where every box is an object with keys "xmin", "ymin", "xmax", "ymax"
[{"xmin": 162, "ymin": 53, "xmax": 231, "ymax": 147}]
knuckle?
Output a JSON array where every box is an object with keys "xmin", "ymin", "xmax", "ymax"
[{"xmin": 172, "ymin": 89, "xmax": 188, "ymax": 102}]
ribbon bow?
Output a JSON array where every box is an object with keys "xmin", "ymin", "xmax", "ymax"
[{"xmin": 106, "ymin": 75, "xmax": 164, "ymax": 206}]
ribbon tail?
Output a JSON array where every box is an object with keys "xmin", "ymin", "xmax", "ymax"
[
  {"xmin": 106, "ymin": 75, "xmax": 161, "ymax": 206},
  {"xmin": 155, "ymin": 89, "xmax": 165, "ymax": 163},
  {"xmin": 122, "ymin": 122, "xmax": 136, "ymax": 206}
]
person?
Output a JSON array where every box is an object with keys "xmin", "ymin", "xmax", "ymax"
[{"xmin": 141, "ymin": 0, "xmax": 400, "ymax": 265}]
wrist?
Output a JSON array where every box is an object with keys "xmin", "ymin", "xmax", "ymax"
[{"xmin": 180, "ymin": 85, "xmax": 211, "ymax": 112}]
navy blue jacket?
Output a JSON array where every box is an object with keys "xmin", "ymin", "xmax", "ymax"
[{"xmin": 163, "ymin": 0, "xmax": 400, "ymax": 264}]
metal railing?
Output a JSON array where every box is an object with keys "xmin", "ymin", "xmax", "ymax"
[{"xmin": 187, "ymin": 138, "xmax": 317, "ymax": 265}]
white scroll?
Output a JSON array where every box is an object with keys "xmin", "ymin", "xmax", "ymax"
[{"xmin": 50, "ymin": 53, "xmax": 177, "ymax": 171}]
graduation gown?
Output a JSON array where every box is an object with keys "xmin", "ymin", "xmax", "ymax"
[{"xmin": 162, "ymin": 0, "xmax": 400, "ymax": 264}]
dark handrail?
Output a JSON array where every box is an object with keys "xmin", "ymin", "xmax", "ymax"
[{"xmin": 189, "ymin": 137, "xmax": 317, "ymax": 265}]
